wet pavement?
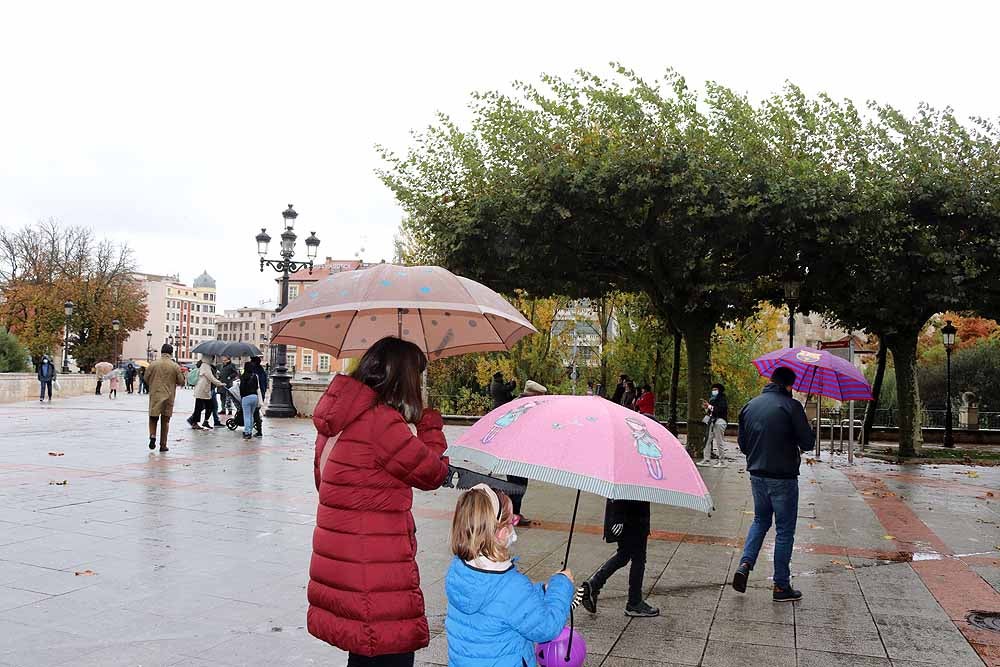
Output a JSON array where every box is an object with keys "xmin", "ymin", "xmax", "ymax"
[{"xmin": 1, "ymin": 392, "xmax": 998, "ymax": 666}]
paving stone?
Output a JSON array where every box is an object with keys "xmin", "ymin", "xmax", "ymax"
[
  {"xmin": 702, "ymin": 640, "xmax": 796, "ymax": 667},
  {"xmin": 609, "ymin": 632, "xmax": 706, "ymax": 665},
  {"xmin": 797, "ymin": 650, "xmax": 892, "ymax": 667},
  {"xmin": 796, "ymin": 626, "xmax": 887, "ymax": 658}
]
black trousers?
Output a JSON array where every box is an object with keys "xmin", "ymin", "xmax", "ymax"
[
  {"xmin": 346, "ymin": 652, "xmax": 414, "ymax": 667},
  {"xmin": 590, "ymin": 532, "xmax": 648, "ymax": 607},
  {"xmin": 95, "ymin": 379, "xmax": 102, "ymax": 395},
  {"xmin": 508, "ymin": 476, "xmax": 529, "ymax": 515},
  {"xmin": 125, "ymin": 378, "xmax": 134, "ymax": 393},
  {"xmin": 188, "ymin": 398, "xmax": 213, "ymax": 424}
]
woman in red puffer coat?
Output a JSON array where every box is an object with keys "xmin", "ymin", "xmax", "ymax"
[{"xmin": 309, "ymin": 337, "xmax": 450, "ymax": 667}]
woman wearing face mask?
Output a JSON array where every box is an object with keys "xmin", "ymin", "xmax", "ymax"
[
  {"xmin": 37, "ymin": 355, "xmax": 57, "ymax": 402},
  {"xmin": 698, "ymin": 383, "xmax": 729, "ymax": 468}
]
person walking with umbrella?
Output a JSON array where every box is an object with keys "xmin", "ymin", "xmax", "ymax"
[
  {"xmin": 145, "ymin": 344, "xmax": 186, "ymax": 452},
  {"xmin": 308, "ymin": 337, "xmax": 450, "ymax": 667},
  {"xmin": 732, "ymin": 366, "xmax": 815, "ymax": 602},
  {"xmin": 218, "ymin": 356, "xmax": 239, "ymax": 415},
  {"xmin": 187, "ymin": 359, "xmax": 224, "ymax": 430},
  {"xmin": 37, "ymin": 355, "xmax": 56, "ymax": 402},
  {"xmin": 697, "ymin": 382, "xmax": 729, "ymax": 468}
]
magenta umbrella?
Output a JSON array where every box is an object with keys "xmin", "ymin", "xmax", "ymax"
[
  {"xmin": 752, "ymin": 346, "xmax": 873, "ymax": 401},
  {"xmin": 270, "ymin": 264, "xmax": 536, "ymax": 360}
]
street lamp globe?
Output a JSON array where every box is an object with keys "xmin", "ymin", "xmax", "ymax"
[
  {"xmin": 782, "ymin": 279, "xmax": 802, "ymax": 304},
  {"xmin": 280, "ymin": 228, "xmax": 297, "ymax": 255},
  {"xmin": 256, "ymin": 228, "xmax": 271, "ymax": 256},
  {"xmin": 305, "ymin": 231, "xmax": 320, "ymax": 259},
  {"xmin": 941, "ymin": 320, "xmax": 957, "ymax": 349},
  {"xmin": 64, "ymin": 300, "xmax": 74, "ymax": 317},
  {"xmin": 112, "ymin": 319, "xmax": 121, "ymax": 332},
  {"xmin": 282, "ymin": 204, "xmax": 298, "ymax": 230}
]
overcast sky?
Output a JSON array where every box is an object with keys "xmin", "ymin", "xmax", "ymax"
[{"xmin": 2, "ymin": 1, "xmax": 997, "ymax": 312}]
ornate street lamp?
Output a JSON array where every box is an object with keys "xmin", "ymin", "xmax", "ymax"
[
  {"xmin": 112, "ymin": 319, "xmax": 121, "ymax": 367},
  {"xmin": 783, "ymin": 279, "xmax": 801, "ymax": 348},
  {"xmin": 146, "ymin": 330, "xmax": 153, "ymax": 361},
  {"xmin": 942, "ymin": 320, "xmax": 957, "ymax": 448},
  {"xmin": 62, "ymin": 301, "xmax": 74, "ymax": 374},
  {"xmin": 257, "ymin": 204, "xmax": 320, "ymax": 417}
]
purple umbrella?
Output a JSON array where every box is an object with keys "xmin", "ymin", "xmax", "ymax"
[{"xmin": 752, "ymin": 347, "xmax": 873, "ymax": 401}]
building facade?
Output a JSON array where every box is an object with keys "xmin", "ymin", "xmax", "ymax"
[
  {"xmin": 120, "ymin": 271, "xmax": 218, "ymax": 364},
  {"xmin": 216, "ymin": 302, "xmax": 275, "ymax": 360}
]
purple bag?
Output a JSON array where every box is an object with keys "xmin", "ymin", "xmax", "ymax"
[{"xmin": 536, "ymin": 626, "xmax": 587, "ymax": 667}]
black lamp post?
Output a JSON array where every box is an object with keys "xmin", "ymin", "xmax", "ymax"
[
  {"xmin": 62, "ymin": 300, "xmax": 74, "ymax": 374},
  {"xmin": 146, "ymin": 330, "xmax": 153, "ymax": 361},
  {"xmin": 942, "ymin": 319, "xmax": 957, "ymax": 448},
  {"xmin": 112, "ymin": 319, "xmax": 121, "ymax": 367},
  {"xmin": 783, "ymin": 280, "xmax": 801, "ymax": 348},
  {"xmin": 257, "ymin": 204, "xmax": 320, "ymax": 417}
]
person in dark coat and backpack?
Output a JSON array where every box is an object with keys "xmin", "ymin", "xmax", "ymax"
[
  {"xmin": 37, "ymin": 355, "xmax": 57, "ymax": 402},
  {"xmin": 309, "ymin": 337, "xmax": 450, "ymax": 667},
  {"xmin": 579, "ymin": 499, "xmax": 659, "ymax": 618}
]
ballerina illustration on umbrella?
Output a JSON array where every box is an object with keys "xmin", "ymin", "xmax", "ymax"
[
  {"xmin": 624, "ymin": 417, "xmax": 663, "ymax": 480},
  {"xmin": 481, "ymin": 400, "xmax": 544, "ymax": 444}
]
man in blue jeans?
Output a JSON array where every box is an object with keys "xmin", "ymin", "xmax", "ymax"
[{"xmin": 733, "ymin": 366, "xmax": 815, "ymax": 602}]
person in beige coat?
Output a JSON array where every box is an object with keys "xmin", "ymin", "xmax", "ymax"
[
  {"xmin": 145, "ymin": 344, "xmax": 186, "ymax": 452},
  {"xmin": 187, "ymin": 358, "xmax": 225, "ymax": 430}
]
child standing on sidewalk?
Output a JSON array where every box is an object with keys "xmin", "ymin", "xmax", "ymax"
[
  {"xmin": 580, "ymin": 499, "xmax": 659, "ymax": 617},
  {"xmin": 108, "ymin": 372, "xmax": 120, "ymax": 399},
  {"xmin": 445, "ymin": 484, "xmax": 576, "ymax": 667}
]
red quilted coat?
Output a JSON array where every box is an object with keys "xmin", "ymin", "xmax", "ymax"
[{"xmin": 308, "ymin": 375, "xmax": 450, "ymax": 657}]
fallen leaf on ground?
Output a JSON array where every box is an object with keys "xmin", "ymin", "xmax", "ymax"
[
  {"xmin": 967, "ymin": 471, "xmax": 980, "ymax": 478},
  {"xmin": 809, "ymin": 479, "xmax": 818, "ymax": 484},
  {"xmin": 48, "ymin": 451, "xmax": 64, "ymax": 456},
  {"xmin": 805, "ymin": 458, "xmax": 816, "ymax": 465},
  {"xmin": 983, "ymin": 491, "xmax": 994, "ymax": 497},
  {"xmin": 48, "ymin": 480, "xmax": 68, "ymax": 486},
  {"xmin": 742, "ymin": 511, "xmax": 754, "ymax": 515},
  {"xmin": 808, "ymin": 524, "xmax": 824, "ymax": 530},
  {"xmin": 844, "ymin": 565, "xmax": 855, "ymax": 570},
  {"xmin": 883, "ymin": 535, "xmax": 896, "ymax": 540},
  {"xmin": 284, "ymin": 457, "xmax": 299, "ymax": 461},
  {"xmin": 74, "ymin": 570, "xmax": 96, "ymax": 576},
  {"xmin": 831, "ymin": 559, "xmax": 846, "ymax": 566}
]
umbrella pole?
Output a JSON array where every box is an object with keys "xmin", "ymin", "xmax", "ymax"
[
  {"xmin": 397, "ymin": 308, "xmax": 403, "ymax": 338},
  {"xmin": 562, "ymin": 489, "xmax": 581, "ymax": 662}
]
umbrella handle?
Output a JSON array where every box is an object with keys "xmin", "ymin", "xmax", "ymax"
[{"xmin": 562, "ymin": 489, "xmax": 581, "ymax": 662}]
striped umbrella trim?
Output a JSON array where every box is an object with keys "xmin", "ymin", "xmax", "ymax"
[{"xmin": 446, "ymin": 446, "xmax": 715, "ymax": 514}]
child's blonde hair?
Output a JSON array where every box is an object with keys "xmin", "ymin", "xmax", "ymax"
[{"xmin": 450, "ymin": 486, "xmax": 513, "ymax": 562}]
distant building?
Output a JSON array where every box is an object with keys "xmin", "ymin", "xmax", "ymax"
[
  {"xmin": 551, "ymin": 299, "xmax": 619, "ymax": 371},
  {"xmin": 120, "ymin": 271, "xmax": 218, "ymax": 364},
  {"xmin": 216, "ymin": 302, "xmax": 276, "ymax": 361}
]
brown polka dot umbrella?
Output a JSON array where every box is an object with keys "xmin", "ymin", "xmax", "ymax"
[{"xmin": 270, "ymin": 264, "xmax": 537, "ymax": 359}]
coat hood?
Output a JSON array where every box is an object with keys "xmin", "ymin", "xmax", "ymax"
[
  {"xmin": 445, "ymin": 557, "xmax": 516, "ymax": 615},
  {"xmin": 314, "ymin": 374, "xmax": 378, "ymax": 434}
]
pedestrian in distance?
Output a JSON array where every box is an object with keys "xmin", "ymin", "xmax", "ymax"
[
  {"xmin": 308, "ymin": 337, "xmax": 450, "ymax": 667},
  {"xmin": 698, "ymin": 382, "xmax": 730, "ymax": 468},
  {"xmin": 95, "ymin": 373, "xmax": 103, "ymax": 396},
  {"xmin": 489, "ymin": 371, "xmax": 517, "ymax": 410},
  {"xmin": 218, "ymin": 356, "xmax": 239, "ymax": 415},
  {"xmin": 145, "ymin": 344, "xmax": 186, "ymax": 452},
  {"xmin": 445, "ymin": 484, "xmax": 577, "ymax": 667},
  {"xmin": 187, "ymin": 359, "xmax": 224, "ymax": 430},
  {"xmin": 621, "ymin": 379, "xmax": 637, "ymax": 411},
  {"xmin": 124, "ymin": 362, "xmax": 136, "ymax": 394},
  {"xmin": 635, "ymin": 384, "xmax": 655, "ymax": 418},
  {"xmin": 586, "ymin": 380, "xmax": 595, "ymax": 396},
  {"xmin": 205, "ymin": 361, "xmax": 224, "ymax": 428},
  {"xmin": 250, "ymin": 355, "xmax": 268, "ymax": 436},
  {"xmin": 108, "ymin": 371, "xmax": 119, "ymax": 399},
  {"xmin": 732, "ymin": 366, "xmax": 815, "ymax": 602},
  {"xmin": 37, "ymin": 355, "xmax": 56, "ymax": 402},
  {"xmin": 508, "ymin": 380, "xmax": 547, "ymax": 527},
  {"xmin": 138, "ymin": 366, "xmax": 148, "ymax": 394},
  {"xmin": 237, "ymin": 361, "xmax": 262, "ymax": 441},
  {"xmin": 580, "ymin": 499, "xmax": 659, "ymax": 618},
  {"xmin": 610, "ymin": 374, "xmax": 629, "ymax": 405}
]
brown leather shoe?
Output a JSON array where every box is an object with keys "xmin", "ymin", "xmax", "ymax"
[{"xmin": 159, "ymin": 446, "xmax": 169, "ymax": 452}]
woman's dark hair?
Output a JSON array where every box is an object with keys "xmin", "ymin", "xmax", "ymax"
[
  {"xmin": 352, "ymin": 337, "xmax": 427, "ymax": 422},
  {"xmin": 642, "ymin": 384, "xmax": 652, "ymax": 393},
  {"xmin": 243, "ymin": 361, "xmax": 254, "ymax": 376},
  {"xmin": 711, "ymin": 383, "xmax": 725, "ymax": 392}
]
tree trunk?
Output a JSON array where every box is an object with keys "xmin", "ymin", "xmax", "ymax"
[
  {"xmin": 885, "ymin": 330, "xmax": 922, "ymax": 459},
  {"xmin": 668, "ymin": 330, "xmax": 681, "ymax": 435},
  {"xmin": 681, "ymin": 317, "xmax": 715, "ymax": 457},
  {"xmin": 861, "ymin": 339, "xmax": 888, "ymax": 450}
]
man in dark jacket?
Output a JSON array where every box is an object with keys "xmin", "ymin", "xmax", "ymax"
[
  {"xmin": 217, "ymin": 357, "xmax": 239, "ymax": 415},
  {"xmin": 698, "ymin": 382, "xmax": 730, "ymax": 467},
  {"xmin": 124, "ymin": 363, "xmax": 136, "ymax": 394},
  {"xmin": 733, "ymin": 366, "xmax": 815, "ymax": 602},
  {"xmin": 489, "ymin": 372, "xmax": 516, "ymax": 410},
  {"xmin": 580, "ymin": 499, "xmax": 659, "ymax": 618},
  {"xmin": 37, "ymin": 356, "xmax": 57, "ymax": 402},
  {"xmin": 610, "ymin": 374, "xmax": 629, "ymax": 404}
]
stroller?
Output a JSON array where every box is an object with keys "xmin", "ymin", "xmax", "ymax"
[{"xmin": 225, "ymin": 385, "xmax": 245, "ymax": 431}]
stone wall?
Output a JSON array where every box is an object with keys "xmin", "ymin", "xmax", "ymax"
[
  {"xmin": 0, "ymin": 373, "xmax": 100, "ymax": 403},
  {"xmin": 290, "ymin": 379, "xmax": 331, "ymax": 418}
]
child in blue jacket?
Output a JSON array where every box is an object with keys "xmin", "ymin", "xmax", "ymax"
[{"xmin": 445, "ymin": 484, "xmax": 575, "ymax": 667}]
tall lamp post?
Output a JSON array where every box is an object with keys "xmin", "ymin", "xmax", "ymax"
[
  {"xmin": 783, "ymin": 279, "xmax": 801, "ymax": 348},
  {"xmin": 146, "ymin": 331, "xmax": 153, "ymax": 362},
  {"xmin": 112, "ymin": 319, "xmax": 121, "ymax": 367},
  {"xmin": 256, "ymin": 204, "xmax": 320, "ymax": 417},
  {"xmin": 62, "ymin": 301, "xmax": 74, "ymax": 374},
  {"xmin": 941, "ymin": 320, "xmax": 957, "ymax": 448}
]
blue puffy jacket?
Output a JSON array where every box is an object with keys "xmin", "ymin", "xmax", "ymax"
[{"xmin": 445, "ymin": 557, "xmax": 574, "ymax": 667}]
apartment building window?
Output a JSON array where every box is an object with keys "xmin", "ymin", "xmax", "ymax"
[
  {"xmin": 302, "ymin": 350, "xmax": 313, "ymax": 370},
  {"xmin": 289, "ymin": 285, "xmax": 299, "ymax": 299},
  {"xmin": 319, "ymin": 354, "xmax": 331, "ymax": 373},
  {"xmin": 286, "ymin": 352, "xmax": 296, "ymax": 370}
]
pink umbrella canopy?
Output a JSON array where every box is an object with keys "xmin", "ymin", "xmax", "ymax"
[
  {"xmin": 448, "ymin": 396, "xmax": 713, "ymax": 513},
  {"xmin": 270, "ymin": 264, "xmax": 537, "ymax": 360},
  {"xmin": 753, "ymin": 346, "xmax": 873, "ymax": 401}
]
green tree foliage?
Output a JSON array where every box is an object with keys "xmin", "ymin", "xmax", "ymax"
[{"xmin": 0, "ymin": 327, "xmax": 31, "ymax": 372}]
